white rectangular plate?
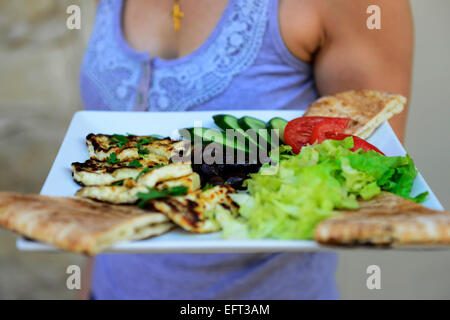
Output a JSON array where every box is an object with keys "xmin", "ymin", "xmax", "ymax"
[{"xmin": 17, "ymin": 110, "xmax": 445, "ymax": 253}]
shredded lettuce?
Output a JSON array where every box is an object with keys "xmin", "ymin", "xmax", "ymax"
[{"xmin": 217, "ymin": 138, "xmax": 427, "ymax": 240}]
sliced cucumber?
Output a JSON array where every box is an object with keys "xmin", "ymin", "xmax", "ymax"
[
  {"xmin": 213, "ymin": 114, "xmax": 241, "ymax": 131},
  {"xmin": 238, "ymin": 116, "xmax": 271, "ymax": 149},
  {"xmin": 238, "ymin": 116, "xmax": 266, "ymax": 131},
  {"xmin": 213, "ymin": 114, "xmax": 262, "ymax": 151},
  {"xmin": 267, "ymin": 117, "xmax": 288, "ymax": 143},
  {"xmin": 179, "ymin": 127, "xmax": 249, "ymax": 153}
]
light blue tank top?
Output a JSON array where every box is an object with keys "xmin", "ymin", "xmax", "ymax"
[{"xmin": 81, "ymin": 0, "xmax": 339, "ymax": 299}]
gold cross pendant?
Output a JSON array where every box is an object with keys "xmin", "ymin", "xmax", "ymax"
[{"xmin": 171, "ymin": 1, "xmax": 184, "ymax": 32}]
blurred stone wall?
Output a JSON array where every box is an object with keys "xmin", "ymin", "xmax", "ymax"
[
  {"xmin": 0, "ymin": 0, "xmax": 95, "ymax": 299},
  {"xmin": 0, "ymin": 0, "xmax": 93, "ymax": 193}
]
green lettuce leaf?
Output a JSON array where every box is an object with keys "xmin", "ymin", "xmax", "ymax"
[{"xmin": 216, "ymin": 138, "xmax": 427, "ymax": 240}]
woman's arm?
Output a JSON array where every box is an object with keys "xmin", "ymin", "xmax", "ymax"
[
  {"xmin": 314, "ymin": 0, "xmax": 414, "ymax": 142},
  {"xmin": 77, "ymin": 258, "xmax": 94, "ymax": 300}
]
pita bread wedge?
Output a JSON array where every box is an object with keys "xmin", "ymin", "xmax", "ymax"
[
  {"xmin": 0, "ymin": 192, "xmax": 175, "ymax": 255},
  {"xmin": 304, "ymin": 90, "xmax": 406, "ymax": 139},
  {"xmin": 314, "ymin": 192, "xmax": 450, "ymax": 247}
]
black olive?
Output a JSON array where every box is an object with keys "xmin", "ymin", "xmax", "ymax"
[
  {"xmin": 200, "ymin": 163, "xmax": 220, "ymax": 176},
  {"xmin": 208, "ymin": 176, "xmax": 225, "ymax": 185},
  {"xmin": 224, "ymin": 176, "xmax": 245, "ymax": 189}
]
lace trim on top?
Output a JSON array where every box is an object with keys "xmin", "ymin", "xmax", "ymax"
[{"xmin": 83, "ymin": 0, "xmax": 269, "ymax": 111}]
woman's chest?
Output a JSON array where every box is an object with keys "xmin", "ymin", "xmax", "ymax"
[
  {"xmin": 122, "ymin": 0, "xmax": 230, "ymax": 60},
  {"xmin": 122, "ymin": 0, "xmax": 318, "ymax": 63}
]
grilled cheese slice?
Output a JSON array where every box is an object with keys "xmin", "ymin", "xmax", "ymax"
[
  {"xmin": 86, "ymin": 134, "xmax": 185, "ymax": 162},
  {"xmin": 150, "ymin": 185, "xmax": 238, "ymax": 233},
  {"xmin": 76, "ymin": 164, "xmax": 200, "ymax": 204},
  {"xmin": 154, "ymin": 173, "xmax": 201, "ymax": 191},
  {"xmin": 72, "ymin": 154, "xmax": 170, "ymax": 186}
]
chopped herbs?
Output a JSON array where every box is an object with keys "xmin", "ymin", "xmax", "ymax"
[
  {"xmin": 139, "ymin": 138, "xmax": 154, "ymax": 145},
  {"xmin": 137, "ymin": 186, "xmax": 188, "ymax": 208},
  {"xmin": 111, "ymin": 134, "xmax": 162, "ymax": 154},
  {"xmin": 128, "ymin": 160, "xmax": 143, "ymax": 168},
  {"xmin": 135, "ymin": 143, "xmax": 149, "ymax": 155},
  {"xmin": 111, "ymin": 133, "xmax": 163, "ymax": 149},
  {"xmin": 202, "ymin": 183, "xmax": 214, "ymax": 191},
  {"xmin": 111, "ymin": 133, "xmax": 161, "ymax": 149},
  {"xmin": 112, "ymin": 180, "xmax": 124, "ymax": 186},
  {"xmin": 134, "ymin": 164, "xmax": 166, "ymax": 181},
  {"xmin": 135, "ymin": 167, "xmax": 150, "ymax": 181},
  {"xmin": 111, "ymin": 134, "xmax": 129, "ymax": 148},
  {"xmin": 107, "ymin": 153, "xmax": 120, "ymax": 164}
]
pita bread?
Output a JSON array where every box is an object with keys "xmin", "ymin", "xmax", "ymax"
[
  {"xmin": 314, "ymin": 192, "xmax": 450, "ymax": 247},
  {"xmin": 0, "ymin": 192, "xmax": 175, "ymax": 255},
  {"xmin": 304, "ymin": 90, "xmax": 406, "ymax": 139}
]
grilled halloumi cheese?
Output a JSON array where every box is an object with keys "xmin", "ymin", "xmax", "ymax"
[
  {"xmin": 154, "ymin": 174, "xmax": 200, "ymax": 191},
  {"xmin": 86, "ymin": 134, "xmax": 185, "ymax": 162},
  {"xmin": 150, "ymin": 185, "xmax": 238, "ymax": 233},
  {"xmin": 72, "ymin": 154, "xmax": 170, "ymax": 186},
  {"xmin": 76, "ymin": 164, "xmax": 200, "ymax": 204}
]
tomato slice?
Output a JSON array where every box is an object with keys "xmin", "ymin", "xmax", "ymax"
[
  {"xmin": 284, "ymin": 117, "xmax": 350, "ymax": 153},
  {"xmin": 332, "ymin": 133, "xmax": 385, "ymax": 155},
  {"xmin": 309, "ymin": 120, "xmax": 347, "ymax": 144}
]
